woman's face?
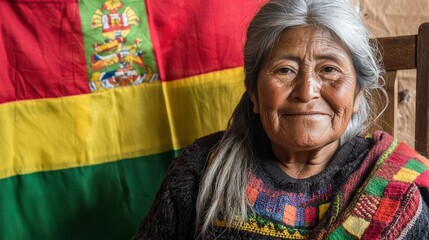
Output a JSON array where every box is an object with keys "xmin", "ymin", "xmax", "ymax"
[{"xmin": 251, "ymin": 26, "xmax": 361, "ymax": 154}]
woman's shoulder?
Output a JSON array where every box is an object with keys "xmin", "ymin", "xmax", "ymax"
[
  {"xmin": 133, "ymin": 132, "xmax": 224, "ymax": 239},
  {"xmin": 179, "ymin": 131, "xmax": 225, "ymax": 161},
  {"xmin": 368, "ymin": 130, "xmax": 429, "ymax": 188},
  {"xmin": 167, "ymin": 131, "xmax": 225, "ymax": 180},
  {"xmin": 311, "ymin": 131, "xmax": 429, "ymax": 239}
]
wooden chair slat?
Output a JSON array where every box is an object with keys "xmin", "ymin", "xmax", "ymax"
[{"xmin": 373, "ymin": 22, "xmax": 428, "ymax": 157}]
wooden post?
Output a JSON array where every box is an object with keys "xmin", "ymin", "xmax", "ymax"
[
  {"xmin": 416, "ymin": 23, "xmax": 429, "ymax": 157},
  {"xmin": 379, "ymin": 71, "xmax": 398, "ymax": 138}
]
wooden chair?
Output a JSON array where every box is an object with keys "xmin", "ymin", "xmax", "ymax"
[{"xmin": 374, "ymin": 22, "xmax": 429, "ymax": 157}]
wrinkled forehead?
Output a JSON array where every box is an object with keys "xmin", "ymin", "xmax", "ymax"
[{"xmin": 271, "ymin": 25, "xmax": 350, "ymax": 57}]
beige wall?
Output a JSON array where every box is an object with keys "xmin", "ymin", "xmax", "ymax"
[{"xmin": 349, "ymin": 0, "xmax": 429, "ymax": 146}]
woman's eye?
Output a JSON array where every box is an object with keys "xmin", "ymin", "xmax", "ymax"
[
  {"xmin": 277, "ymin": 67, "xmax": 292, "ymax": 74},
  {"xmin": 320, "ymin": 66, "xmax": 341, "ymax": 81},
  {"xmin": 321, "ymin": 66, "xmax": 338, "ymax": 73}
]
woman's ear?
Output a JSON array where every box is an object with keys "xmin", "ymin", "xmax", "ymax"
[
  {"xmin": 353, "ymin": 90, "xmax": 363, "ymax": 113},
  {"xmin": 249, "ymin": 91, "xmax": 260, "ymax": 114}
]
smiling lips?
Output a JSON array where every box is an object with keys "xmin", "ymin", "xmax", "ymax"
[
  {"xmin": 283, "ymin": 112, "xmax": 334, "ymax": 118},
  {"xmin": 284, "ymin": 111, "xmax": 331, "ymax": 115}
]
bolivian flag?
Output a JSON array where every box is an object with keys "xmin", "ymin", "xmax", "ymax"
[{"xmin": 0, "ymin": 0, "xmax": 266, "ymax": 239}]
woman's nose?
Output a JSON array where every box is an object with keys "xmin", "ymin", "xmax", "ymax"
[{"xmin": 290, "ymin": 71, "xmax": 320, "ymax": 102}]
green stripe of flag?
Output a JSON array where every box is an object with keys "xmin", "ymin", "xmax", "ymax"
[{"xmin": 0, "ymin": 150, "xmax": 177, "ymax": 240}]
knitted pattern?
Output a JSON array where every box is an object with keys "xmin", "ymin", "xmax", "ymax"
[
  {"xmin": 312, "ymin": 131, "xmax": 429, "ymax": 239},
  {"xmin": 210, "ymin": 133, "xmax": 373, "ymax": 239},
  {"xmin": 212, "ymin": 175, "xmax": 336, "ymax": 238}
]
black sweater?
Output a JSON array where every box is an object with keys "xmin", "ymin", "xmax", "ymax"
[{"xmin": 133, "ymin": 132, "xmax": 429, "ymax": 239}]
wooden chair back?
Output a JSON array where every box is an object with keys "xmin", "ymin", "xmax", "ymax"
[{"xmin": 374, "ymin": 22, "xmax": 429, "ymax": 157}]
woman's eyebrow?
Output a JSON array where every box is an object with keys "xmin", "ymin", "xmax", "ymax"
[
  {"xmin": 271, "ymin": 53, "xmax": 301, "ymax": 62},
  {"xmin": 272, "ymin": 52, "xmax": 348, "ymax": 62},
  {"xmin": 315, "ymin": 51, "xmax": 349, "ymax": 62}
]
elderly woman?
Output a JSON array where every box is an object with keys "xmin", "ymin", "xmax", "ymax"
[{"xmin": 134, "ymin": 0, "xmax": 429, "ymax": 239}]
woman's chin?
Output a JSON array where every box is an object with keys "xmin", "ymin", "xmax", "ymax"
[{"xmin": 280, "ymin": 132, "xmax": 338, "ymax": 151}]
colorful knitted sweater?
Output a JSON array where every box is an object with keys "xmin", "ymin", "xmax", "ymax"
[{"xmin": 134, "ymin": 131, "xmax": 429, "ymax": 239}]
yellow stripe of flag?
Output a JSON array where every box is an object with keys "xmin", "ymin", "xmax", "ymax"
[{"xmin": 0, "ymin": 67, "xmax": 244, "ymax": 179}]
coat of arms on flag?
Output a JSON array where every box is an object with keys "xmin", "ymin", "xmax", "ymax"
[{"xmin": 82, "ymin": 0, "xmax": 159, "ymax": 92}]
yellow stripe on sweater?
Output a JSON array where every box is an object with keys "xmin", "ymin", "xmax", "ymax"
[{"xmin": 0, "ymin": 67, "xmax": 244, "ymax": 179}]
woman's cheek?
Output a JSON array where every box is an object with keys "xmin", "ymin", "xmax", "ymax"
[{"xmin": 321, "ymin": 83, "xmax": 355, "ymax": 113}]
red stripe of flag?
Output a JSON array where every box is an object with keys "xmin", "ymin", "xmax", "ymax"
[
  {"xmin": 145, "ymin": 0, "xmax": 267, "ymax": 81},
  {"xmin": 0, "ymin": 1, "xmax": 88, "ymax": 104}
]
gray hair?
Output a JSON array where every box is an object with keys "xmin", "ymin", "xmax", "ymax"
[{"xmin": 196, "ymin": 0, "xmax": 385, "ymax": 237}]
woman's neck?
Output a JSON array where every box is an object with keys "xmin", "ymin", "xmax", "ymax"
[{"xmin": 271, "ymin": 140, "xmax": 340, "ymax": 179}]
